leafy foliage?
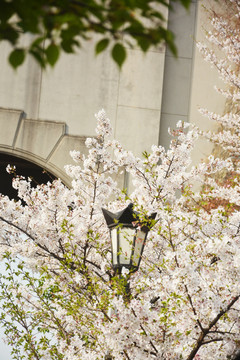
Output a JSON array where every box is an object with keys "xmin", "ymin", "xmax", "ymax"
[{"xmin": 0, "ymin": 0, "xmax": 191, "ymax": 68}]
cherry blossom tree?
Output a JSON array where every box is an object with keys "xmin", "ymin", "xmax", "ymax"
[
  {"xmin": 197, "ymin": 0, "xmax": 240, "ymax": 211},
  {"xmin": 0, "ymin": 107, "xmax": 239, "ymax": 360},
  {"xmin": 197, "ymin": 0, "xmax": 240, "ymax": 155}
]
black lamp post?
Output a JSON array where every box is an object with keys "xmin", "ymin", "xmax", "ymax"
[
  {"xmin": 102, "ymin": 203, "xmax": 156, "ymax": 274},
  {"xmin": 102, "ymin": 203, "xmax": 156, "ymax": 360}
]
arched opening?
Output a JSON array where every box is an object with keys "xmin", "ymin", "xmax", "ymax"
[{"xmin": 0, "ymin": 153, "xmax": 56, "ymax": 201}]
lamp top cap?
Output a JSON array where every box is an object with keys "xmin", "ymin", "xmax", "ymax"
[
  {"xmin": 102, "ymin": 203, "xmax": 135, "ymax": 227},
  {"xmin": 102, "ymin": 203, "xmax": 156, "ymax": 229}
]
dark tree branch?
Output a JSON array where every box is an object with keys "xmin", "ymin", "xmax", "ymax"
[{"xmin": 186, "ymin": 295, "xmax": 240, "ymax": 360}]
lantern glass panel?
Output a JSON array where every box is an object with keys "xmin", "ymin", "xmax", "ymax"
[
  {"xmin": 119, "ymin": 227, "xmax": 135, "ymax": 265},
  {"xmin": 132, "ymin": 230, "xmax": 146, "ymax": 267},
  {"xmin": 111, "ymin": 228, "xmax": 118, "ymax": 266}
]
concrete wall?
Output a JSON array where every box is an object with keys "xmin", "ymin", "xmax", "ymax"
[
  {"xmin": 188, "ymin": 0, "xmax": 226, "ymax": 165},
  {"xmin": 160, "ymin": 0, "xmax": 198, "ymax": 147},
  {"xmin": 0, "ymin": 32, "xmax": 166, "ymax": 186},
  {"xmin": 0, "ymin": 0, "xmax": 227, "ymax": 186}
]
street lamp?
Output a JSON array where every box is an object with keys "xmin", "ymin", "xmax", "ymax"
[
  {"xmin": 102, "ymin": 203, "xmax": 156, "ymax": 274},
  {"xmin": 102, "ymin": 203, "xmax": 156, "ymax": 360}
]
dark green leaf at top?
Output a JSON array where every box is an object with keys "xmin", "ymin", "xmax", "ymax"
[
  {"xmin": 112, "ymin": 43, "xmax": 126, "ymax": 68},
  {"xmin": 8, "ymin": 49, "xmax": 25, "ymax": 69},
  {"xmin": 95, "ymin": 38, "xmax": 109, "ymax": 55},
  {"xmin": 45, "ymin": 43, "xmax": 60, "ymax": 66}
]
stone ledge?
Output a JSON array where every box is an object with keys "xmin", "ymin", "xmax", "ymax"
[
  {"xmin": 0, "ymin": 107, "xmax": 126, "ymax": 189},
  {"xmin": 0, "ymin": 108, "xmax": 85, "ymax": 185},
  {"xmin": 15, "ymin": 118, "xmax": 66, "ymax": 160},
  {"xmin": 0, "ymin": 107, "xmax": 24, "ymax": 147}
]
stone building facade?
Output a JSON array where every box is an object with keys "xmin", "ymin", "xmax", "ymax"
[{"xmin": 0, "ymin": 0, "xmax": 225, "ymax": 192}]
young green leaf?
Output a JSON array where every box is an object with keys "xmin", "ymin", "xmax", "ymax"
[
  {"xmin": 179, "ymin": 0, "xmax": 191, "ymax": 10},
  {"xmin": 45, "ymin": 43, "xmax": 60, "ymax": 67},
  {"xmin": 95, "ymin": 38, "xmax": 109, "ymax": 55},
  {"xmin": 8, "ymin": 49, "xmax": 25, "ymax": 69},
  {"xmin": 112, "ymin": 43, "xmax": 126, "ymax": 68}
]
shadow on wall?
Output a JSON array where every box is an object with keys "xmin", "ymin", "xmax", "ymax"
[{"xmin": 0, "ymin": 153, "xmax": 56, "ymax": 201}]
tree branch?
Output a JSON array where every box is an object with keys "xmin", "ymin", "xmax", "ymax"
[{"xmin": 186, "ymin": 295, "xmax": 240, "ymax": 360}]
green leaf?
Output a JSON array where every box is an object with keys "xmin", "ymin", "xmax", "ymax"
[
  {"xmin": 8, "ymin": 49, "xmax": 25, "ymax": 69},
  {"xmin": 30, "ymin": 49, "xmax": 46, "ymax": 68},
  {"xmin": 137, "ymin": 37, "xmax": 151, "ymax": 52},
  {"xmin": 166, "ymin": 31, "xmax": 177, "ymax": 57},
  {"xmin": 179, "ymin": 0, "xmax": 191, "ymax": 10},
  {"xmin": 111, "ymin": 43, "xmax": 126, "ymax": 68},
  {"xmin": 61, "ymin": 39, "xmax": 75, "ymax": 53},
  {"xmin": 45, "ymin": 43, "xmax": 60, "ymax": 66},
  {"xmin": 95, "ymin": 38, "xmax": 109, "ymax": 55},
  {"xmin": 0, "ymin": 2, "xmax": 14, "ymax": 22},
  {"xmin": 30, "ymin": 36, "xmax": 45, "ymax": 49}
]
